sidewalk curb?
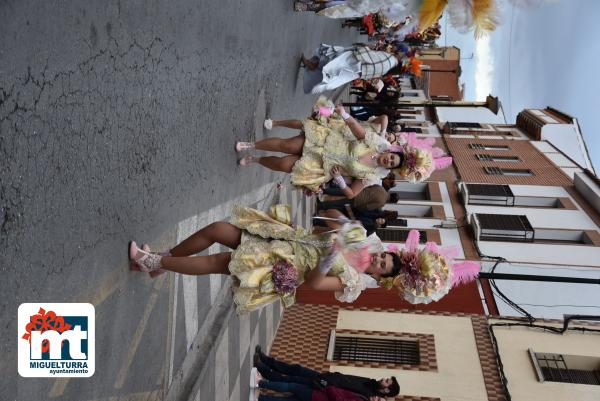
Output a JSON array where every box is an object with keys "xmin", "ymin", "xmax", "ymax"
[{"xmin": 164, "ymin": 278, "xmax": 236, "ymax": 401}]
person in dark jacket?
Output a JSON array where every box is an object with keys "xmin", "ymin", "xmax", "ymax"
[
  {"xmin": 251, "ymin": 375, "xmax": 386, "ymax": 401},
  {"xmin": 315, "ymin": 208, "xmax": 399, "ymax": 236},
  {"xmin": 253, "ymin": 346, "xmax": 400, "ymax": 398}
]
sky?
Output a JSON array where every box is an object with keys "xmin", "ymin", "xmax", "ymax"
[{"xmin": 439, "ymin": 0, "xmax": 600, "ymax": 171}]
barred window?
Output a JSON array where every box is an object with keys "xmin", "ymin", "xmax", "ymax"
[
  {"xmin": 469, "ymin": 143, "xmax": 509, "ymax": 151},
  {"xmin": 333, "ymin": 335, "xmax": 420, "ymax": 364},
  {"xmin": 466, "ymin": 184, "xmax": 515, "ymax": 206},
  {"xmin": 476, "ymin": 213, "xmax": 534, "ymax": 242},
  {"xmin": 476, "ymin": 154, "xmax": 520, "ymax": 162},
  {"xmin": 484, "ymin": 167, "xmax": 533, "ymax": 176},
  {"xmin": 530, "ymin": 350, "xmax": 600, "ymax": 385}
]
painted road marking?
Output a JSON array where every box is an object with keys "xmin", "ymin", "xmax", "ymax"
[{"xmin": 114, "ymin": 275, "xmax": 166, "ymax": 389}]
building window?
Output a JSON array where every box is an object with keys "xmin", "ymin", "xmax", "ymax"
[
  {"xmin": 401, "ymin": 92, "xmax": 419, "ymax": 97},
  {"xmin": 332, "ymin": 335, "xmax": 420, "ymax": 364},
  {"xmin": 465, "ymin": 184, "xmax": 515, "ymax": 206},
  {"xmin": 397, "ymin": 109, "xmax": 422, "ymax": 115},
  {"xmin": 530, "ymin": 350, "xmax": 600, "ymax": 385},
  {"xmin": 469, "ymin": 143, "xmax": 510, "ymax": 151},
  {"xmin": 484, "ymin": 167, "xmax": 533, "ymax": 176},
  {"xmin": 461, "ymin": 183, "xmax": 575, "ymax": 209},
  {"xmin": 376, "ymin": 229, "xmax": 427, "ymax": 243},
  {"xmin": 476, "ymin": 154, "xmax": 520, "ymax": 162},
  {"xmin": 400, "ymin": 126, "xmax": 422, "ymax": 133},
  {"xmin": 475, "ymin": 213, "xmax": 534, "ymax": 242},
  {"xmin": 474, "ymin": 214, "xmax": 599, "ymax": 245},
  {"xmin": 449, "ymin": 122, "xmax": 483, "ymax": 129},
  {"xmin": 387, "ymin": 218, "xmax": 408, "ymax": 227},
  {"xmin": 400, "ymin": 115, "xmax": 416, "ymax": 120},
  {"xmin": 389, "ymin": 182, "xmax": 431, "ymax": 201},
  {"xmin": 431, "ymin": 95, "xmax": 452, "ymax": 101},
  {"xmin": 533, "ymin": 229, "xmax": 600, "ymax": 246},
  {"xmin": 385, "ymin": 204, "xmax": 442, "ymax": 218}
]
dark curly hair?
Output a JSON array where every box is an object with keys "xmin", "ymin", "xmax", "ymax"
[{"xmin": 381, "ymin": 252, "xmax": 401, "ymax": 278}]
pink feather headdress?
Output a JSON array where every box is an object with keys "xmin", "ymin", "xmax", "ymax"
[
  {"xmin": 391, "ymin": 132, "xmax": 453, "ymax": 183},
  {"xmin": 380, "ymin": 230, "xmax": 480, "ymax": 304}
]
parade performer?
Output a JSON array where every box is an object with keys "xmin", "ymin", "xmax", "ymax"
[
  {"xmin": 236, "ymin": 100, "xmax": 451, "ymax": 194},
  {"xmin": 301, "ymin": 44, "xmax": 416, "ymax": 94},
  {"xmin": 380, "ymin": 229, "xmax": 481, "ymax": 304},
  {"xmin": 129, "ymin": 204, "xmax": 401, "ymax": 314},
  {"xmin": 305, "ymin": 0, "xmax": 498, "ymax": 38}
]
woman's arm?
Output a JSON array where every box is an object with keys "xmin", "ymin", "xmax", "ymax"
[
  {"xmin": 335, "ymin": 104, "xmax": 366, "ymax": 140},
  {"xmin": 331, "ymin": 166, "xmax": 365, "ymax": 199},
  {"xmin": 370, "ymin": 114, "xmax": 388, "ymax": 134},
  {"xmin": 317, "ymin": 209, "xmax": 348, "ymax": 230},
  {"xmin": 303, "ymin": 272, "xmax": 345, "ymax": 291}
]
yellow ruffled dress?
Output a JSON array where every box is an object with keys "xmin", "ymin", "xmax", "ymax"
[
  {"xmin": 291, "ymin": 116, "xmax": 383, "ymax": 192},
  {"xmin": 228, "ymin": 205, "xmax": 377, "ymax": 314}
]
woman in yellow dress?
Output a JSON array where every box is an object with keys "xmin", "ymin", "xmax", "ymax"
[
  {"xmin": 129, "ymin": 205, "xmax": 400, "ymax": 314},
  {"xmin": 236, "ymin": 104, "xmax": 403, "ymax": 197}
]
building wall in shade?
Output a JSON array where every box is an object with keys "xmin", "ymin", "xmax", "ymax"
[{"xmin": 269, "ymin": 304, "xmax": 504, "ymax": 401}]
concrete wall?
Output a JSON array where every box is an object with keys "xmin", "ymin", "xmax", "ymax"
[
  {"xmin": 465, "ymin": 184, "xmax": 600, "ymax": 266},
  {"xmin": 492, "ymin": 322, "xmax": 600, "ymax": 401},
  {"xmin": 333, "ymin": 310, "xmax": 489, "ymax": 401}
]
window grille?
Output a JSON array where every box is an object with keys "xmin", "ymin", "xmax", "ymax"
[
  {"xmin": 476, "ymin": 214, "xmax": 534, "ymax": 242},
  {"xmin": 484, "ymin": 167, "xmax": 533, "ymax": 176},
  {"xmin": 376, "ymin": 229, "xmax": 427, "ymax": 242},
  {"xmin": 476, "ymin": 154, "xmax": 520, "ymax": 162},
  {"xmin": 466, "ymin": 184, "xmax": 515, "ymax": 206},
  {"xmin": 333, "ymin": 336, "xmax": 420, "ymax": 364},
  {"xmin": 531, "ymin": 351, "xmax": 600, "ymax": 385},
  {"xmin": 469, "ymin": 143, "xmax": 509, "ymax": 151}
]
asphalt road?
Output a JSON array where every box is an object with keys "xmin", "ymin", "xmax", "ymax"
[{"xmin": 0, "ymin": 1, "xmax": 359, "ymax": 400}]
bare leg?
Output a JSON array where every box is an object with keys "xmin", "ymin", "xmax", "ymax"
[
  {"xmin": 255, "ymin": 135, "xmax": 305, "ymax": 155},
  {"xmin": 169, "ymin": 221, "xmax": 242, "ymax": 257},
  {"xmin": 271, "ymin": 120, "xmax": 303, "ymax": 130},
  {"xmin": 258, "ymin": 155, "xmax": 300, "ymax": 173},
  {"xmin": 161, "ymin": 252, "xmax": 232, "ymax": 276}
]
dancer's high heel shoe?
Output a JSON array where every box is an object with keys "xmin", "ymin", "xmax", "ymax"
[
  {"xmin": 145, "ymin": 244, "xmax": 170, "ymax": 278},
  {"xmin": 238, "ymin": 155, "xmax": 258, "ymax": 166},
  {"xmin": 235, "ymin": 141, "xmax": 255, "ymax": 152},
  {"xmin": 129, "ymin": 241, "xmax": 162, "ymax": 272},
  {"xmin": 129, "ymin": 243, "xmax": 151, "ymax": 271}
]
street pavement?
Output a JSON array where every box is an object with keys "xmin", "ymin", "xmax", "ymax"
[{"xmin": 0, "ymin": 1, "xmax": 360, "ymax": 400}]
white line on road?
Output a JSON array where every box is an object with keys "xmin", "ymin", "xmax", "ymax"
[
  {"xmin": 114, "ymin": 275, "xmax": 166, "ymax": 389},
  {"xmin": 167, "ymin": 182, "xmax": 275, "ymax": 390}
]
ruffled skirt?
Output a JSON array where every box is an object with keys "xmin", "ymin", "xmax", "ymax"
[{"xmin": 228, "ymin": 205, "xmax": 323, "ymax": 314}]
